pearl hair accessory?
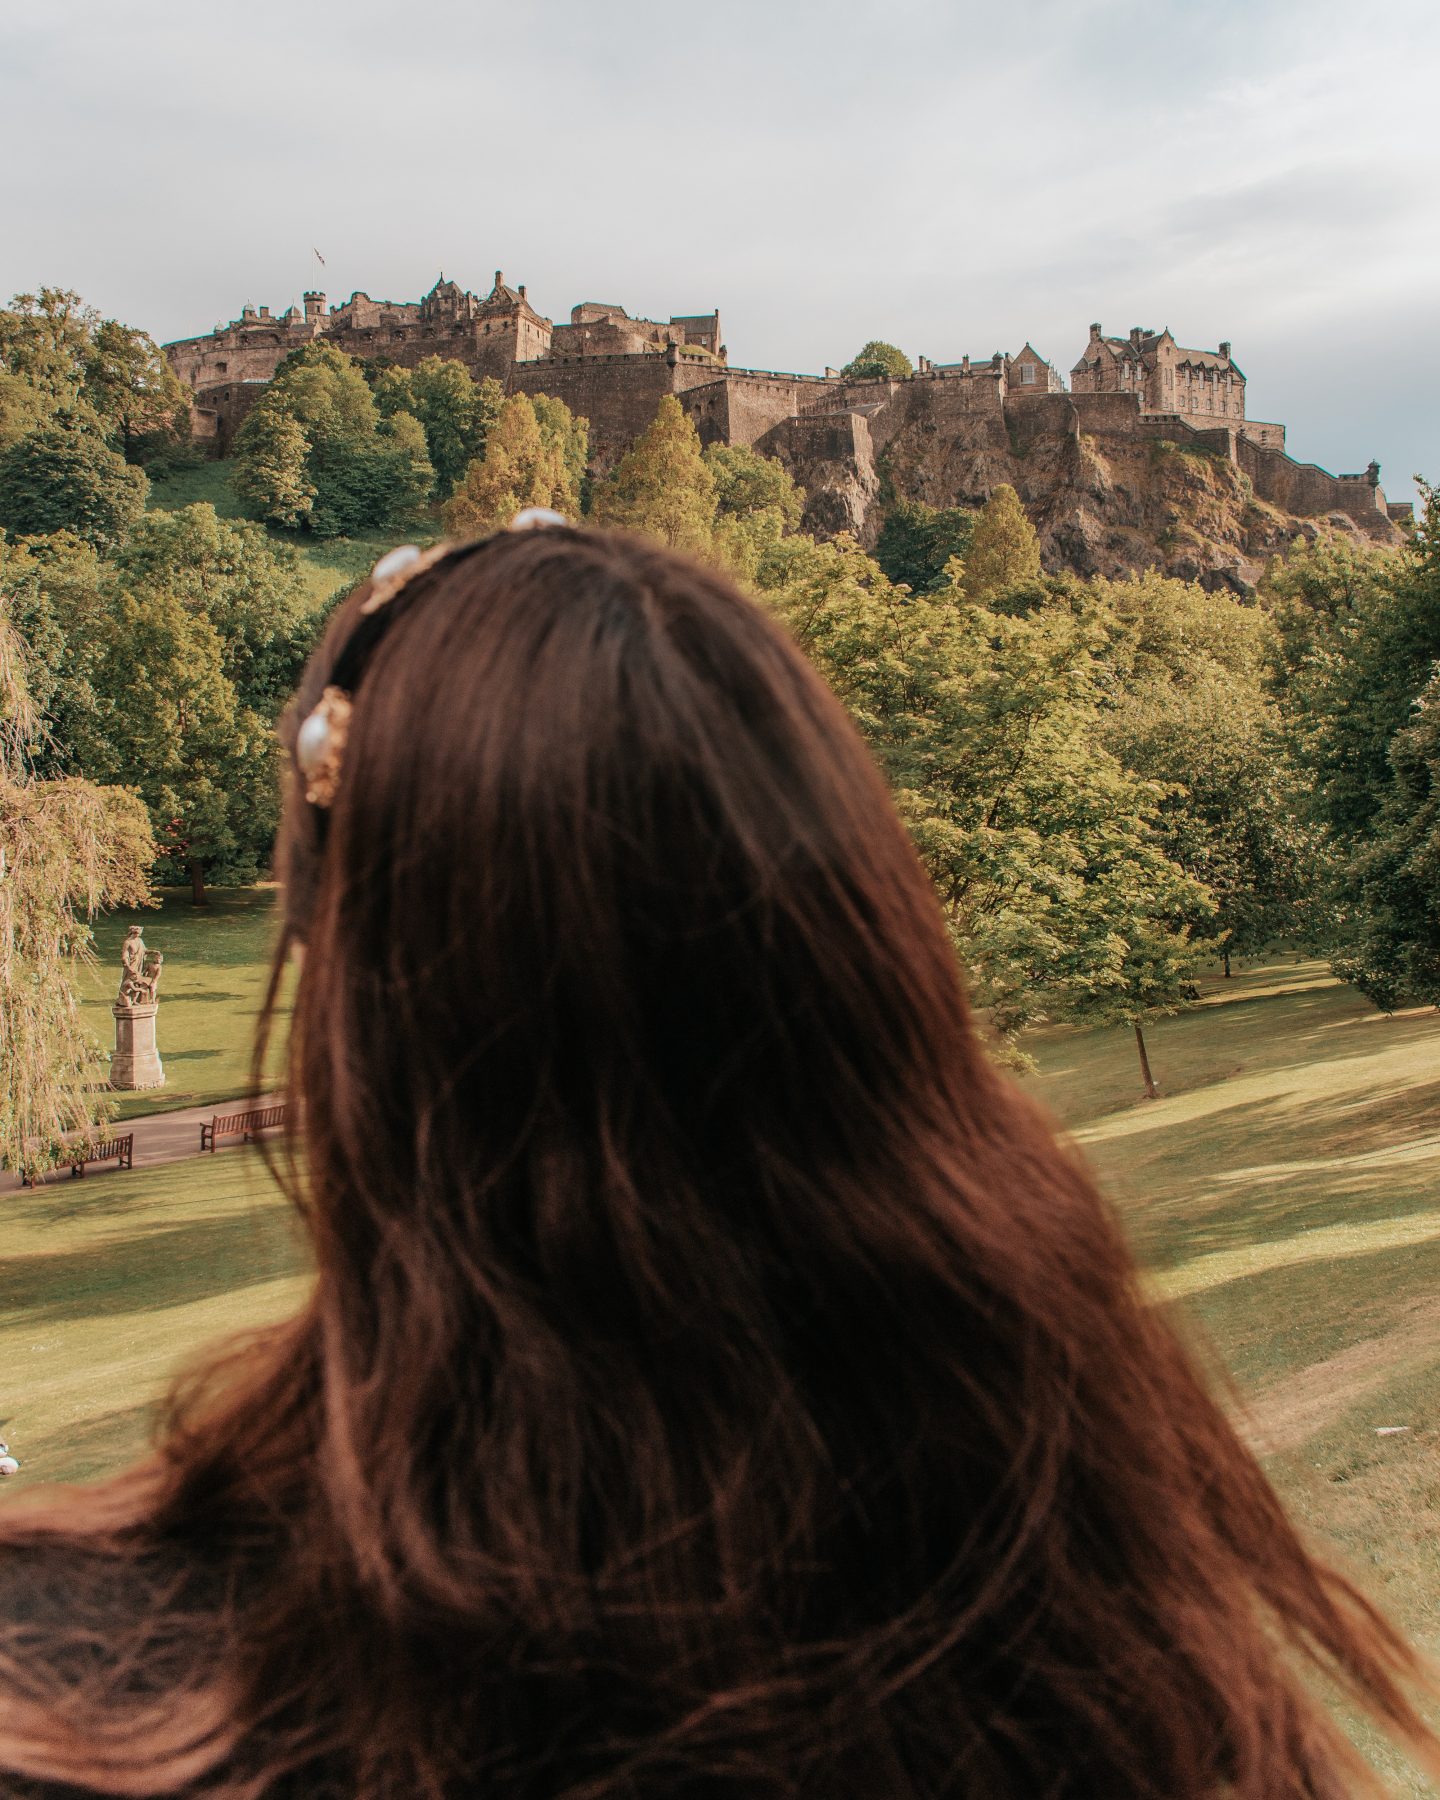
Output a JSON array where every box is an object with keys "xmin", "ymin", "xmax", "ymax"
[
  {"xmin": 295, "ymin": 509, "xmax": 569, "ymax": 809},
  {"xmin": 295, "ymin": 685, "xmax": 354, "ymax": 808}
]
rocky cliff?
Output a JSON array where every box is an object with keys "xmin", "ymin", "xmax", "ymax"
[{"xmin": 772, "ymin": 398, "xmax": 1405, "ymax": 591}]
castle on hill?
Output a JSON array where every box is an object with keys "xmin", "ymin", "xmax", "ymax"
[{"xmin": 165, "ymin": 271, "xmax": 1408, "ymax": 542}]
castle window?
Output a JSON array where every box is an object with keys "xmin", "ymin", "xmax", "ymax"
[{"xmin": 1019, "ymin": 363, "xmax": 1036, "ymax": 384}]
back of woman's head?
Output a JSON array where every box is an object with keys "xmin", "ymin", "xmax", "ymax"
[{"xmin": 0, "ymin": 525, "xmax": 1433, "ymax": 1799}]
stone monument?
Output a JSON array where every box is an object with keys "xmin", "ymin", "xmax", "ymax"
[{"xmin": 110, "ymin": 925, "xmax": 165, "ymax": 1091}]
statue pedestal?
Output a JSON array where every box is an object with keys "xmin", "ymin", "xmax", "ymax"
[{"xmin": 110, "ymin": 1002, "xmax": 164, "ymax": 1091}]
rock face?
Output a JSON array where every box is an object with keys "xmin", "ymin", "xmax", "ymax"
[{"xmin": 768, "ymin": 391, "xmax": 1405, "ymax": 589}]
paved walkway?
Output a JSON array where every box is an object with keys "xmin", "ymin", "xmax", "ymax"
[{"xmin": 1, "ymin": 1096, "xmax": 284, "ymax": 1195}]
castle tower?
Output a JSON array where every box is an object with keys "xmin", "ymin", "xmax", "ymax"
[{"xmin": 303, "ymin": 290, "xmax": 327, "ymax": 324}]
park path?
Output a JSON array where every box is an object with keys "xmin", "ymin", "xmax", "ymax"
[{"xmin": 0, "ymin": 1096, "xmax": 285, "ymax": 1195}]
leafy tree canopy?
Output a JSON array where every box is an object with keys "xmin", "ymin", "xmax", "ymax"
[
  {"xmin": 873, "ymin": 498, "xmax": 974, "ymax": 594},
  {"xmin": 0, "ymin": 426, "xmax": 148, "ymax": 550},
  {"xmin": 840, "ymin": 341, "xmax": 913, "ymax": 382},
  {"xmin": 442, "ymin": 392, "xmax": 580, "ymax": 537},
  {"xmin": 0, "ymin": 290, "xmax": 190, "ymax": 468},
  {"xmin": 959, "ymin": 484, "xmax": 1042, "ymax": 604},
  {"xmin": 235, "ymin": 342, "xmax": 435, "ymax": 537},
  {"xmin": 762, "ymin": 536, "xmax": 1216, "ymax": 1074},
  {"xmin": 702, "ymin": 442, "xmax": 804, "ymax": 583},
  {"xmin": 592, "ymin": 396, "xmax": 717, "ymax": 558},
  {"xmin": 110, "ymin": 504, "xmax": 315, "ymax": 716}
]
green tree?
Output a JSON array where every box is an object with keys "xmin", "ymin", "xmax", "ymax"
[
  {"xmin": 236, "ymin": 343, "xmax": 433, "ymax": 537},
  {"xmin": 960, "ymin": 484, "xmax": 1042, "ymax": 603},
  {"xmin": 1266, "ymin": 533, "xmax": 1440, "ymax": 845},
  {"xmin": 233, "ymin": 405, "xmax": 316, "ymax": 529},
  {"xmin": 0, "ymin": 290, "xmax": 193, "ymax": 469},
  {"xmin": 83, "ymin": 318, "xmax": 191, "ymax": 464},
  {"xmin": 705, "ymin": 441, "xmax": 803, "ymax": 527},
  {"xmin": 0, "ymin": 604, "xmax": 154, "ymax": 1177},
  {"xmin": 1267, "ymin": 493, "xmax": 1440, "ymax": 1004},
  {"xmin": 531, "ymin": 392, "xmax": 588, "ymax": 511},
  {"xmin": 0, "ymin": 426, "xmax": 148, "ymax": 550},
  {"xmin": 1328, "ymin": 669, "xmax": 1440, "ymax": 1009},
  {"xmin": 443, "ymin": 393, "xmax": 575, "ymax": 536},
  {"xmin": 762, "ymin": 536, "xmax": 1215, "ymax": 1085},
  {"xmin": 1099, "ymin": 572, "xmax": 1318, "ymax": 976},
  {"xmin": 0, "ymin": 289, "xmax": 96, "ymax": 411},
  {"xmin": 0, "ymin": 372, "xmax": 49, "ymax": 452},
  {"xmin": 840, "ymin": 340, "xmax": 913, "ymax": 381},
  {"xmin": 592, "ymin": 395, "xmax": 717, "ymax": 557},
  {"xmin": 82, "ymin": 587, "xmax": 280, "ymax": 902},
  {"xmin": 414, "ymin": 360, "xmax": 505, "ymax": 497},
  {"xmin": 873, "ymin": 499, "xmax": 974, "ymax": 594},
  {"xmin": 0, "ymin": 530, "xmax": 110, "ymax": 771},
  {"xmin": 703, "ymin": 441, "xmax": 804, "ymax": 583},
  {"xmin": 110, "ymin": 504, "xmax": 316, "ymax": 716},
  {"xmin": 367, "ymin": 363, "xmax": 416, "ymax": 419},
  {"xmin": 267, "ymin": 341, "xmax": 379, "ymax": 446}
]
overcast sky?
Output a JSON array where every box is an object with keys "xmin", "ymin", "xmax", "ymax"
[{"xmin": 4, "ymin": 0, "xmax": 1437, "ymax": 498}]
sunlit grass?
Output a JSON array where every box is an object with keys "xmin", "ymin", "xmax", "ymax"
[
  {"xmin": 1025, "ymin": 955, "xmax": 1440, "ymax": 1686},
  {"xmin": 147, "ymin": 456, "xmax": 425, "ymax": 609},
  {"xmin": 0, "ymin": 1147, "xmax": 308, "ymax": 1488}
]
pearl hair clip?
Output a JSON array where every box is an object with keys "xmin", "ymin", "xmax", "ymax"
[{"xmin": 294, "ymin": 509, "xmax": 568, "ymax": 808}]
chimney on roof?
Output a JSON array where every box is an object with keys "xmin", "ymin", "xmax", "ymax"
[
  {"xmin": 1129, "ymin": 326, "xmax": 1143, "ymax": 347},
  {"xmin": 1219, "ymin": 340, "xmax": 1231, "ymax": 360},
  {"xmin": 1089, "ymin": 322, "xmax": 1101, "ymax": 340},
  {"xmin": 518, "ymin": 284, "xmax": 526, "ymax": 300},
  {"xmin": 494, "ymin": 270, "xmax": 503, "ymax": 289}
]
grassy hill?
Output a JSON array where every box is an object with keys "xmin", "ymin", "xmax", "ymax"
[{"xmin": 147, "ymin": 458, "xmax": 405, "ymax": 609}]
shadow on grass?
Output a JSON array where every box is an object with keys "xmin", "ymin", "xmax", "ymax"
[
  {"xmin": 1, "ymin": 1212, "xmax": 307, "ymax": 1327},
  {"xmin": 1107, "ymin": 1079, "xmax": 1440, "ymax": 1269},
  {"xmin": 0, "ymin": 1401, "xmax": 163, "ymax": 1494},
  {"xmin": 1169, "ymin": 1231, "xmax": 1440, "ymax": 1397}
]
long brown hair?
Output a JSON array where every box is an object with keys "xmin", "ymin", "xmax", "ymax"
[{"xmin": 0, "ymin": 526, "xmax": 1433, "ymax": 1797}]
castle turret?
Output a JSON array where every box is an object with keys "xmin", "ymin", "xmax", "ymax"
[{"xmin": 304, "ymin": 290, "xmax": 326, "ymax": 324}]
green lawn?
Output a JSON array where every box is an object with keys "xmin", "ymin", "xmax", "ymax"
[
  {"xmin": 7, "ymin": 953, "xmax": 1440, "ymax": 1781},
  {"xmin": 1024, "ymin": 957, "xmax": 1440, "ymax": 1789},
  {"xmin": 0, "ymin": 1149, "xmax": 308, "ymax": 1487},
  {"xmin": 147, "ymin": 457, "xmax": 433, "ymax": 609},
  {"xmin": 78, "ymin": 886, "xmax": 288, "ymax": 1118}
]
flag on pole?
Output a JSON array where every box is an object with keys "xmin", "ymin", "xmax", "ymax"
[{"xmin": 313, "ymin": 248, "xmax": 326, "ymax": 266}]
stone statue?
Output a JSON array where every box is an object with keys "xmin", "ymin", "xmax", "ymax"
[
  {"xmin": 111, "ymin": 926, "xmax": 164, "ymax": 1090},
  {"xmin": 137, "ymin": 949, "xmax": 163, "ymax": 1003},
  {"xmin": 116, "ymin": 926, "xmax": 148, "ymax": 1006}
]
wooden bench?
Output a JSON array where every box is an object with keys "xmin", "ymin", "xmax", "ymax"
[
  {"xmin": 21, "ymin": 1134, "xmax": 134, "ymax": 1187},
  {"xmin": 200, "ymin": 1102, "xmax": 288, "ymax": 1153}
]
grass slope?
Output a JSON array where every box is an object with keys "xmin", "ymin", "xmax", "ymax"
[
  {"xmin": 77, "ymin": 887, "xmax": 288, "ymax": 1118},
  {"xmin": 1025, "ymin": 956, "xmax": 1440, "ymax": 1791},
  {"xmin": 147, "ymin": 457, "xmax": 412, "ymax": 609}
]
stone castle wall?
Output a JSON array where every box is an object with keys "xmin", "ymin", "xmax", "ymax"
[{"xmin": 166, "ymin": 282, "xmax": 1402, "ymax": 532}]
